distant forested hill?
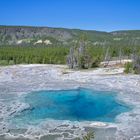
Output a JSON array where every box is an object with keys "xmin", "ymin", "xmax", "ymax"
[
  {"xmin": 0, "ymin": 25, "xmax": 140, "ymax": 66},
  {"xmin": 0, "ymin": 25, "xmax": 140, "ymax": 47}
]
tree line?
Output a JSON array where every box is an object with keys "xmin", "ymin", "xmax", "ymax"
[
  {"xmin": 0, "ymin": 46, "xmax": 69, "ymax": 65},
  {"xmin": 0, "ymin": 44, "xmax": 140, "ymax": 73}
]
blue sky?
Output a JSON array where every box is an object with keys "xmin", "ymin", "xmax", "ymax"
[{"xmin": 0, "ymin": 0, "xmax": 140, "ymax": 31}]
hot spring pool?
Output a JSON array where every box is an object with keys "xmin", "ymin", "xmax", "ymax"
[{"xmin": 13, "ymin": 88, "xmax": 131, "ymax": 124}]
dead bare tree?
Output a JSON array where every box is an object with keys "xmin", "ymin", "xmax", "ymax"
[
  {"xmin": 67, "ymin": 34, "xmax": 92, "ymax": 69},
  {"xmin": 67, "ymin": 47, "xmax": 78, "ymax": 69},
  {"xmin": 119, "ymin": 47, "xmax": 122, "ymax": 64},
  {"xmin": 130, "ymin": 39, "xmax": 140, "ymax": 74},
  {"xmin": 104, "ymin": 47, "xmax": 110, "ymax": 67},
  {"xmin": 132, "ymin": 52, "xmax": 140, "ymax": 74}
]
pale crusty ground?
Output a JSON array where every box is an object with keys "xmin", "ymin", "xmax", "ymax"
[{"xmin": 0, "ymin": 64, "xmax": 140, "ymax": 140}]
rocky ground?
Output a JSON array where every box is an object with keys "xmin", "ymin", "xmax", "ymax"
[{"xmin": 0, "ymin": 64, "xmax": 140, "ymax": 140}]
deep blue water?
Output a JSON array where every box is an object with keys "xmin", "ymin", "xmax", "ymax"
[{"xmin": 14, "ymin": 88, "xmax": 130, "ymax": 123}]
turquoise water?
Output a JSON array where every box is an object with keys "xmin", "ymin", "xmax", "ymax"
[{"xmin": 14, "ymin": 88, "xmax": 130, "ymax": 124}]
